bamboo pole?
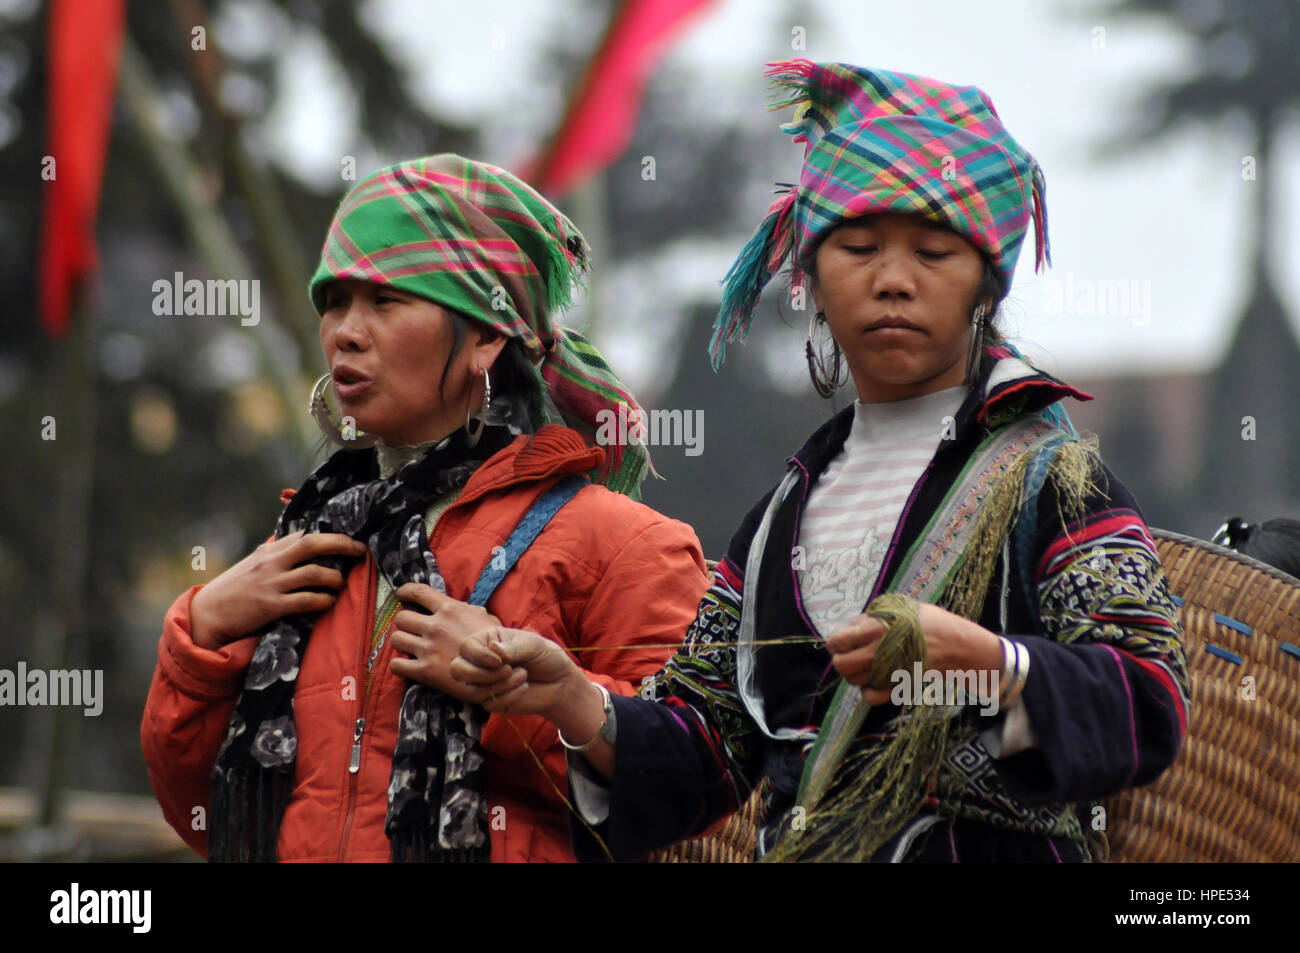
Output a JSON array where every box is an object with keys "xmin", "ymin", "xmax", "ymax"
[
  {"xmin": 566, "ymin": 173, "xmax": 609, "ymax": 338},
  {"xmin": 22, "ymin": 291, "xmax": 96, "ymax": 855},
  {"xmin": 165, "ymin": 0, "xmax": 323, "ymax": 368},
  {"xmin": 117, "ymin": 35, "xmax": 315, "ymax": 464}
]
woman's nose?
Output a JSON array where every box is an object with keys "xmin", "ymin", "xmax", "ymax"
[
  {"xmin": 330, "ymin": 302, "xmax": 371, "ymax": 351},
  {"xmin": 872, "ymin": 249, "xmax": 917, "ymax": 299}
]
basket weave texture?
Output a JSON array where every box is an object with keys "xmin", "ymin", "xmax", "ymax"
[{"xmin": 1101, "ymin": 529, "xmax": 1300, "ymax": 862}]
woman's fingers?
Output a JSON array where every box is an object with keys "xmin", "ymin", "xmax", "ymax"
[
  {"xmin": 476, "ymin": 679, "xmax": 531, "ymax": 713},
  {"xmin": 825, "ymin": 616, "xmax": 885, "ymax": 654},
  {"xmin": 278, "ymin": 562, "xmax": 345, "ymax": 593},
  {"xmin": 392, "ymin": 609, "xmax": 433, "ymax": 637},
  {"xmin": 280, "ymin": 590, "xmax": 339, "ymax": 616},
  {"xmin": 392, "ymin": 649, "xmax": 524, "ymax": 701},
  {"xmin": 831, "ymin": 646, "xmax": 876, "ymax": 683},
  {"xmin": 860, "ymin": 686, "xmax": 892, "ymax": 707},
  {"xmin": 454, "ymin": 632, "xmax": 510, "ymax": 673},
  {"xmin": 190, "ymin": 532, "xmax": 367, "ymax": 650},
  {"xmin": 450, "ymin": 629, "xmax": 569, "ymax": 687},
  {"xmin": 394, "ymin": 588, "xmax": 502, "ymax": 648},
  {"xmin": 389, "ymin": 628, "xmax": 424, "ymax": 658},
  {"xmin": 492, "ymin": 631, "xmax": 548, "ymax": 668},
  {"xmin": 828, "ymin": 615, "xmax": 885, "ymax": 685},
  {"xmin": 389, "ymin": 655, "xmax": 432, "ymax": 686},
  {"xmin": 474, "ymin": 666, "xmax": 528, "ymax": 698},
  {"xmin": 284, "ymin": 531, "xmax": 367, "ymax": 563},
  {"xmin": 395, "ymin": 582, "xmax": 453, "ymax": 614}
]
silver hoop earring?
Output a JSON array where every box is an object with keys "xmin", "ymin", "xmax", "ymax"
[
  {"xmin": 805, "ymin": 310, "xmax": 847, "ymax": 398},
  {"xmin": 309, "ymin": 373, "xmax": 377, "ymax": 448},
  {"xmin": 965, "ymin": 304, "xmax": 987, "ymax": 387},
  {"xmin": 464, "ymin": 367, "xmax": 491, "ymax": 448}
]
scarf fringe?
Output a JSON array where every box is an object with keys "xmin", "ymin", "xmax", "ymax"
[
  {"xmin": 389, "ymin": 829, "xmax": 491, "ymax": 864},
  {"xmin": 209, "ymin": 768, "xmax": 291, "ymax": 863},
  {"xmin": 1030, "ymin": 161, "xmax": 1052, "ymax": 273},
  {"xmin": 539, "ymin": 209, "xmax": 592, "ymax": 314},
  {"xmin": 764, "ymin": 58, "xmax": 818, "ymax": 141},
  {"xmin": 708, "ymin": 60, "xmax": 820, "ymax": 371},
  {"xmin": 710, "ymin": 187, "xmax": 799, "ymax": 370},
  {"xmin": 542, "ymin": 326, "xmax": 655, "ymax": 495}
]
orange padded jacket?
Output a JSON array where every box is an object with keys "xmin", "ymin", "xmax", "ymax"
[{"xmin": 141, "ymin": 425, "xmax": 708, "ymax": 862}]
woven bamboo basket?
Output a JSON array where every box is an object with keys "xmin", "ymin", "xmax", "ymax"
[
  {"xmin": 646, "ymin": 796, "xmax": 761, "ymax": 863},
  {"xmin": 1101, "ymin": 528, "xmax": 1300, "ymax": 862},
  {"xmin": 650, "ymin": 531, "xmax": 1300, "ymax": 862}
]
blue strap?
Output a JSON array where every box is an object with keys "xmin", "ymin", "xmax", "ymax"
[{"xmin": 466, "ymin": 475, "xmax": 588, "ymax": 608}]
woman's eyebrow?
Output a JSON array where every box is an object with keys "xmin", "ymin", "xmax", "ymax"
[
  {"xmin": 916, "ymin": 219, "xmax": 960, "ymax": 237},
  {"xmin": 838, "ymin": 221, "xmax": 878, "ymax": 235}
]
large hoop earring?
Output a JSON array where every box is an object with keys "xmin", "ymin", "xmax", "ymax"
[
  {"xmin": 464, "ymin": 367, "xmax": 491, "ymax": 448},
  {"xmin": 965, "ymin": 304, "xmax": 987, "ymax": 387},
  {"xmin": 805, "ymin": 310, "xmax": 847, "ymax": 398},
  {"xmin": 310, "ymin": 374, "xmax": 377, "ymax": 448}
]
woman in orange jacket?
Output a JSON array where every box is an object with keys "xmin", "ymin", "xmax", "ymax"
[{"xmin": 140, "ymin": 154, "xmax": 708, "ymax": 863}]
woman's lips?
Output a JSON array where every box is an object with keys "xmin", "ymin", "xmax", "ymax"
[
  {"xmin": 865, "ymin": 325, "xmax": 923, "ymax": 339},
  {"xmin": 332, "ymin": 378, "xmax": 372, "ymax": 400}
]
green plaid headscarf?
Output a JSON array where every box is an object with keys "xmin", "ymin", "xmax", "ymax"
[
  {"xmin": 309, "ymin": 154, "xmax": 650, "ymax": 496},
  {"xmin": 711, "ymin": 60, "xmax": 1052, "ymax": 368}
]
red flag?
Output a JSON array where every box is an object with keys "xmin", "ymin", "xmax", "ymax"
[
  {"xmin": 38, "ymin": 0, "xmax": 126, "ymax": 337},
  {"xmin": 526, "ymin": 0, "xmax": 716, "ymax": 197}
]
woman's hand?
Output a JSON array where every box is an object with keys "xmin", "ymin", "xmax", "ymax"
[
  {"xmin": 451, "ymin": 629, "xmax": 614, "ymax": 776},
  {"xmin": 825, "ymin": 602, "xmax": 1004, "ymax": 707},
  {"xmin": 388, "ymin": 584, "xmax": 505, "ymax": 699},
  {"xmin": 189, "ymin": 531, "xmax": 367, "ymax": 651},
  {"xmin": 448, "ymin": 628, "xmax": 590, "ymax": 719}
]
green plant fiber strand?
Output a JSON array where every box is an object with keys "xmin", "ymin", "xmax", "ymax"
[{"xmin": 764, "ymin": 592, "xmax": 954, "ymax": 862}]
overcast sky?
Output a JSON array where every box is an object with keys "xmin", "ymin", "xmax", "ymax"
[{"xmin": 260, "ymin": 0, "xmax": 1300, "ymax": 383}]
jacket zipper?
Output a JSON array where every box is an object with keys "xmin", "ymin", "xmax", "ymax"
[
  {"xmin": 336, "ymin": 509, "xmax": 447, "ymax": 860},
  {"xmin": 338, "ymin": 558, "xmax": 377, "ymax": 861},
  {"xmin": 327, "ymin": 449, "xmax": 582, "ymax": 860},
  {"xmin": 348, "ymin": 718, "xmax": 365, "ymax": 773}
]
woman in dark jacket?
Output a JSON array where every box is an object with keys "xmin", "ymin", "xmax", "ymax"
[{"xmin": 446, "ymin": 61, "xmax": 1189, "ymax": 862}]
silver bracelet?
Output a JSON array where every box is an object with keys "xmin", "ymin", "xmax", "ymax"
[
  {"xmin": 557, "ymin": 682, "xmax": 613, "ymax": 754},
  {"xmin": 997, "ymin": 637, "xmax": 1030, "ymax": 707}
]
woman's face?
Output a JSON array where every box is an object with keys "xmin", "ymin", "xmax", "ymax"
[
  {"xmin": 318, "ymin": 279, "xmax": 504, "ymax": 446},
  {"xmin": 812, "ymin": 212, "xmax": 987, "ymax": 403}
]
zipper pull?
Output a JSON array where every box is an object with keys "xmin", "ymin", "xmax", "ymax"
[{"xmin": 348, "ymin": 717, "xmax": 365, "ymax": 774}]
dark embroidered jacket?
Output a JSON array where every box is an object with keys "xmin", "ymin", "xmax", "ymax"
[{"xmin": 573, "ymin": 345, "xmax": 1189, "ymax": 862}]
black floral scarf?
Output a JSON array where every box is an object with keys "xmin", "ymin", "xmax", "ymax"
[{"xmin": 208, "ymin": 424, "xmax": 516, "ymax": 862}]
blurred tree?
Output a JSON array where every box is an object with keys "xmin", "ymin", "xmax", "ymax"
[
  {"xmin": 1086, "ymin": 0, "xmax": 1300, "ymax": 534},
  {"xmin": 1, "ymin": 0, "xmax": 485, "ymax": 831}
]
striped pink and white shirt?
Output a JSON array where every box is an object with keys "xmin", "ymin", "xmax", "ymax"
[
  {"xmin": 796, "ymin": 383, "xmax": 1036, "ymax": 755},
  {"xmin": 797, "ymin": 385, "xmax": 967, "ymax": 639}
]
